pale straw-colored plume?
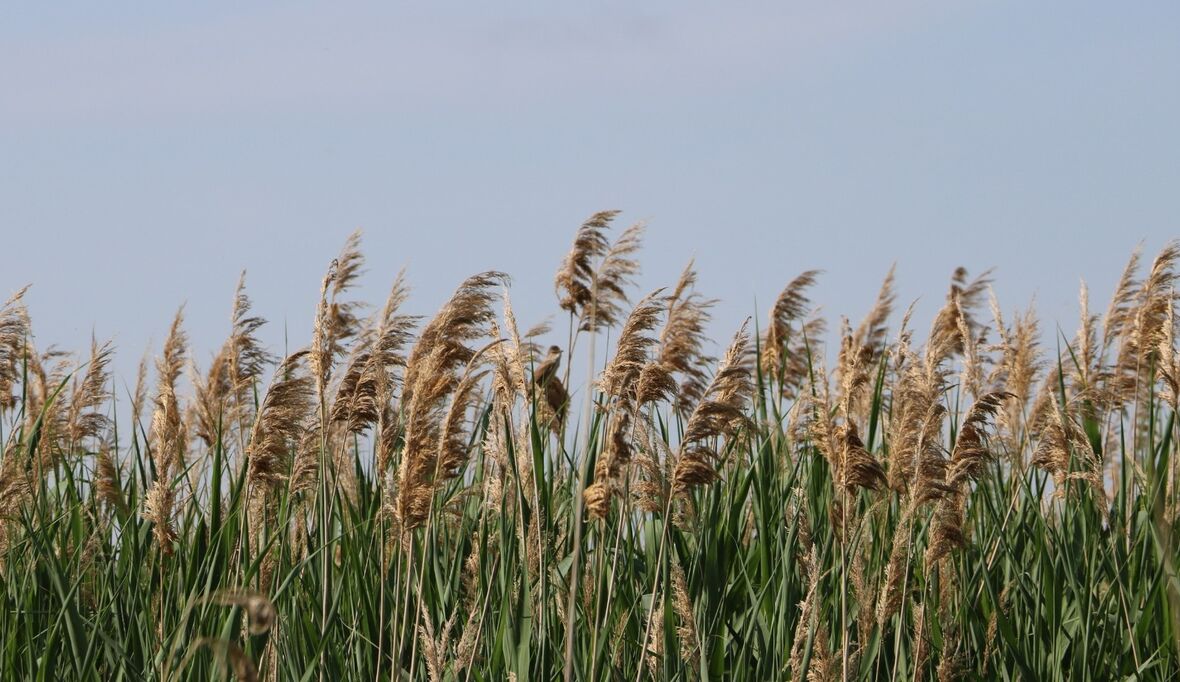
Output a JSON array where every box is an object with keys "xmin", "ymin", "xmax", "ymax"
[
  {"xmin": 555, "ymin": 210, "xmax": 617, "ymax": 321},
  {"xmin": 94, "ymin": 447, "xmax": 127, "ymax": 515},
  {"xmin": 987, "ymin": 296, "xmax": 1042, "ymax": 451},
  {"xmin": 0, "ymin": 449, "xmax": 31, "ymax": 554},
  {"xmin": 23, "ymin": 345, "xmax": 71, "ymax": 472},
  {"xmin": 1102, "ymin": 244, "xmax": 1143, "ymax": 351},
  {"xmin": 142, "ymin": 307, "xmax": 187, "ymax": 555},
  {"xmin": 286, "ymin": 419, "xmax": 323, "ymax": 502},
  {"xmin": 131, "ymin": 349, "xmax": 150, "ymax": 430},
  {"xmin": 946, "ymin": 391, "xmax": 1014, "ymax": 490},
  {"xmin": 395, "ymin": 271, "xmax": 506, "ymax": 532},
  {"xmin": 331, "ymin": 272, "xmax": 416, "ymax": 439},
  {"xmin": 554, "ymin": 210, "xmax": 644, "ymax": 331},
  {"xmin": 192, "ymin": 345, "xmax": 232, "ymax": 449},
  {"xmin": 599, "ymin": 290, "xmax": 666, "ymax": 402},
  {"xmin": 851, "ymin": 265, "xmax": 896, "ymax": 361},
  {"xmin": 924, "ymin": 391, "xmax": 1012, "ymax": 567},
  {"xmin": 1158, "ymin": 292, "xmax": 1179, "ymax": 410},
  {"xmin": 588, "ymin": 221, "xmax": 645, "ymax": 331},
  {"xmin": 763, "ymin": 270, "xmax": 820, "ymax": 361},
  {"xmin": 1115, "ymin": 241, "xmax": 1178, "ymax": 404},
  {"xmin": 246, "ymin": 351, "xmax": 314, "ymax": 493},
  {"xmin": 65, "ymin": 337, "xmax": 114, "ymax": 445},
  {"xmin": 670, "ymin": 557, "xmax": 700, "ymax": 669},
  {"xmin": 955, "ymin": 294, "xmax": 983, "ymax": 399},
  {"xmin": 806, "ymin": 349, "xmax": 886, "ymax": 494},
  {"xmin": 658, "ymin": 260, "xmax": 716, "ymax": 413},
  {"xmin": 926, "ymin": 267, "xmax": 992, "ymax": 373},
  {"xmin": 326, "ymin": 229, "xmax": 368, "ymax": 362},
  {"xmin": 491, "ymin": 290, "xmax": 529, "ymax": 404},
  {"xmin": 762, "ymin": 270, "xmax": 825, "ymax": 398},
  {"xmin": 672, "ymin": 322, "xmax": 754, "ymax": 494},
  {"xmin": 417, "ymin": 604, "xmax": 457, "ymax": 682},
  {"xmin": 0, "ymin": 286, "xmax": 30, "ymax": 412},
  {"xmin": 1030, "ymin": 400, "xmax": 1103, "ymax": 499},
  {"xmin": 583, "ymin": 408, "xmax": 633, "ymax": 518},
  {"xmin": 227, "ymin": 272, "xmax": 276, "ymax": 430}
]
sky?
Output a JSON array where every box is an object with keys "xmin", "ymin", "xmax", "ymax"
[{"xmin": 2, "ymin": 2, "xmax": 1178, "ymax": 390}]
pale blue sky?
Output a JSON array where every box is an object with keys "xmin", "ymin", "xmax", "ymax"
[{"xmin": 2, "ymin": 2, "xmax": 1178, "ymax": 386}]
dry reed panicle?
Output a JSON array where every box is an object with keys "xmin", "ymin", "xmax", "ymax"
[
  {"xmin": 1030, "ymin": 401, "xmax": 1103, "ymax": 499},
  {"xmin": 1116, "ymin": 241, "xmax": 1179, "ymax": 404},
  {"xmin": 142, "ymin": 307, "xmax": 187, "ymax": 555},
  {"xmin": 583, "ymin": 407, "xmax": 633, "ymax": 518},
  {"xmin": 245, "ymin": 351, "xmax": 314, "ymax": 545},
  {"xmin": 1103, "ymin": 246, "xmax": 1144, "ymax": 353},
  {"xmin": 804, "ymin": 351, "xmax": 885, "ymax": 496},
  {"xmin": 588, "ymin": 221, "xmax": 645, "ymax": 331},
  {"xmin": 555, "ymin": 210, "xmax": 616, "ymax": 319},
  {"xmin": 330, "ymin": 272, "xmax": 416, "ymax": 440},
  {"xmin": 987, "ymin": 297, "xmax": 1043, "ymax": 451},
  {"xmin": 1159, "ymin": 294, "xmax": 1180, "ymax": 410},
  {"xmin": 65, "ymin": 337, "xmax": 114, "ymax": 445},
  {"xmin": 554, "ymin": 210, "xmax": 645, "ymax": 331},
  {"xmin": 491, "ymin": 291, "xmax": 529, "ymax": 406},
  {"xmin": 418, "ymin": 604, "xmax": 458, "ymax": 682},
  {"xmin": 193, "ymin": 345, "xmax": 232, "ymax": 449},
  {"xmin": 851, "ymin": 265, "xmax": 896, "ymax": 362},
  {"xmin": 925, "ymin": 391, "xmax": 1012, "ymax": 566},
  {"xmin": 762, "ymin": 270, "xmax": 823, "ymax": 396},
  {"xmin": 926, "ymin": 267, "xmax": 992, "ymax": 373},
  {"xmin": 224, "ymin": 272, "xmax": 277, "ymax": 438},
  {"xmin": 94, "ymin": 447, "xmax": 126, "ymax": 515},
  {"xmin": 310, "ymin": 261, "xmax": 339, "ymax": 408},
  {"xmin": 670, "ymin": 557, "xmax": 700, "ymax": 669},
  {"xmin": 599, "ymin": 289, "xmax": 665, "ymax": 402},
  {"xmin": 24, "ymin": 345, "xmax": 72, "ymax": 473},
  {"xmin": 395, "ymin": 271, "xmax": 506, "ymax": 532},
  {"xmin": 131, "ymin": 350, "xmax": 150, "ymax": 429},
  {"xmin": 0, "ymin": 285, "xmax": 30, "ymax": 412},
  {"xmin": 1073, "ymin": 280, "xmax": 1101, "ymax": 397},
  {"xmin": 326, "ymin": 229, "xmax": 368, "ymax": 363},
  {"xmin": 657, "ymin": 260, "xmax": 716, "ymax": 413},
  {"xmin": 672, "ymin": 322, "xmax": 754, "ymax": 494},
  {"xmin": 0, "ymin": 449, "xmax": 30, "ymax": 555}
]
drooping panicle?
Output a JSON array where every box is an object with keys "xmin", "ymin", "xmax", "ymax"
[
  {"xmin": 555, "ymin": 210, "xmax": 617, "ymax": 319},
  {"xmin": 762, "ymin": 270, "xmax": 825, "ymax": 397},
  {"xmin": 554, "ymin": 210, "xmax": 645, "ymax": 331},
  {"xmin": 658, "ymin": 260, "xmax": 716, "ymax": 412},
  {"xmin": 326, "ymin": 230, "xmax": 368, "ymax": 362},
  {"xmin": 852, "ymin": 264, "xmax": 896, "ymax": 361},
  {"xmin": 65, "ymin": 337, "xmax": 114, "ymax": 445},
  {"xmin": 247, "ymin": 351, "xmax": 315, "ymax": 493},
  {"xmin": 587, "ymin": 221, "xmax": 645, "ymax": 331},
  {"xmin": 672, "ymin": 322, "xmax": 754, "ymax": 493},
  {"xmin": 0, "ymin": 286, "xmax": 31, "ymax": 412},
  {"xmin": 331, "ymin": 272, "xmax": 417, "ymax": 439},
  {"xmin": 395, "ymin": 271, "xmax": 506, "ymax": 532},
  {"xmin": 599, "ymin": 290, "xmax": 665, "ymax": 402}
]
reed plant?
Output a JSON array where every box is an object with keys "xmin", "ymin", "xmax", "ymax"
[{"xmin": 0, "ymin": 221, "xmax": 1177, "ymax": 680}]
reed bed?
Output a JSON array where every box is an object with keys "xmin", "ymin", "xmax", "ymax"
[{"xmin": 0, "ymin": 216, "xmax": 1178, "ymax": 680}]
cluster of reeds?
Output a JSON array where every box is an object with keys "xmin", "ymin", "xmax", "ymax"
[{"xmin": 0, "ymin": 218, "xmax": 1178, "ymax": 680}]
